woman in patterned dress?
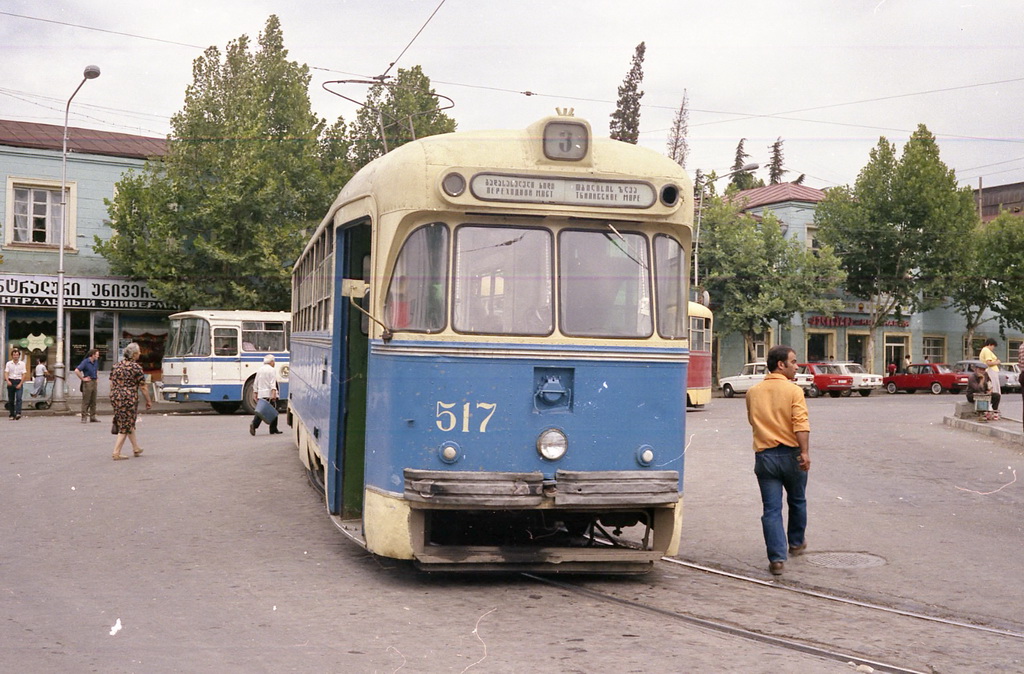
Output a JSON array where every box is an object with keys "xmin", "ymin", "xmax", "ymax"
[{"xmin": 110, "ymin": 342, "xmax": 152, "ymax": 460}]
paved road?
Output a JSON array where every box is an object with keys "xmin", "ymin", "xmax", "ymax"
[{"xmin": 1, "ymin": 396, "xmax": 1022, "ymax": 672}]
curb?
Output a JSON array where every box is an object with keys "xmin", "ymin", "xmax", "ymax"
[{"xmin": 943, "ymin": 415, "xmax": 1023, "ymax": 443}]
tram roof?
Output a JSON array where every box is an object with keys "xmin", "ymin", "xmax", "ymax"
[{"xmin": 300, "ymin": 116, "xmax": 693, "ymax": 265}]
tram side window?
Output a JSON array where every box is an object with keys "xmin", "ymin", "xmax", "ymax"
[
  {"xmin": 654, "ymin": 235, "xmax": 688, "ymax": 339},
  {"xmin": 452, "ymin": 225, "xmax": 553, "ymax": 336},
  {"xmin": 559, "ymin": 230, "xmax": 652, "ymax": 338},
  {"xmin": 384, "ymin": 223, "xmax": 448, "ymax": 333}
]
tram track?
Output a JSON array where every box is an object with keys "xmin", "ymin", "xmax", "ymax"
[{"xmin": 522, "ymin": 555, "xmax": 1024, "ymax": 673}]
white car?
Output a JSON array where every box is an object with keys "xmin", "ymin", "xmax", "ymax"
[
  {"xmin": 831, "ymin": 361, "xmax": 883, "ymax": 397},
  {"xmin": 720, "ymin": 362, "xmax": 811, "ymax": 398},
  {"xmin": 998, "ymin": 363, "xmax": 1021, "ymax": 392}
]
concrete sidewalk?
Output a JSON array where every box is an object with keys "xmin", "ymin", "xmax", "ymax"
[
  {"xmin": 943, "ymin": 405, "xmax": 1024, "ymax": 443},
  {"xmin": 8, "ymin": 394, "xmax": 212, "ymax": 417}
]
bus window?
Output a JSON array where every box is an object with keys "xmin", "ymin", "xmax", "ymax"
[
  {"xmin": 384, "ymin": 223, "xmax": 449, "ymax": 332},
  {"xmin": 166, "ymin": 317, "xmax": 211, "ymax": 357},
  {"xmin": 559, "ymin": 230, "xmax": 652, "ymax": 338},
  {"xmin": 242, "ymin": 322, "xmax": 288, "ymax": 352},
  {"xmin": 214, "ymin": 328, "xmax": 238, "ymax": 356},
  {"xmin": 452, "ymin": 225, "xmax": 552, "ymax": 336},
  {"xmin": 654, "ymin": 235, "xmax": 687, "ymax": 339}
]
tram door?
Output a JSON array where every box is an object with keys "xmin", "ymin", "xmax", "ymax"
[{"xmin": 327, "ymin": 221, "xmax": 371, "ymax": 518}]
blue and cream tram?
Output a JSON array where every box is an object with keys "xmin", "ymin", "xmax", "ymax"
[{"xmin": 289, "ymin": 113, "xmax": 692, "ymax": 573}]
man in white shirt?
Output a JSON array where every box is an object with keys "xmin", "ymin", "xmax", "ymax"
[{"xmin": 250, "ymin": 355, "xmax": 282, "ymax": 435}]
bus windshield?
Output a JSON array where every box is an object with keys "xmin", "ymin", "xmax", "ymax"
[{"xmin": 166, "ymin": 317, "xmax": 211, "ymax": 357}]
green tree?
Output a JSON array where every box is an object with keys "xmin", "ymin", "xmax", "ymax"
[
  {"xmin": 768, "ymin": 137, "xmax": 786, "ymax": 184},
  {"xmin": 951, "ymin": 212, "xmax": 1024, "ymax": 346},
  {"xmin": 609, "ymin": 42, "xmax": 645, "ymax": 144},
  {"xmin": 666, "ymin": 90, "xmax": 689, "ymax": 167},
  {"xmin": 97, "ymin": 16, "xmax": 331, "ymax": 310},
  {"xmin": 729, "ymin": 139, "xmax": 760, "ymax": 190},
  {"xmin": 699, "ymin": 197, "xmax": 845, "ymax": 360},
  {"xmin": 347, "ymin": 66, "xmax": 457, "ymax": 167},
  {"xmin": 815, "ymin": 124, "xmax": 977, "ymax": 370}
]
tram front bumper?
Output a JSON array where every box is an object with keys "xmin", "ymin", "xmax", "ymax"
[{"xmin": 401, "ymin": 469, "xmax": 682, "ymax": 573}]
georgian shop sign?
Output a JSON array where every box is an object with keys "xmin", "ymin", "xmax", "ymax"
[
  {"xmin": 0, "ymin": 274, "xmax": 171, "ymax": 310},
  {"xmin": 807, "ymin": 314, "xmax": 910, "ymax": 329}
]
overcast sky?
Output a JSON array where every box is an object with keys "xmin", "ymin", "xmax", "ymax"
[{"xmin": 3, "ymin": 0, "xmax": 1022, "ymax": 191}]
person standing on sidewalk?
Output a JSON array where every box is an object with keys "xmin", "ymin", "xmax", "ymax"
[
  {"xmin": 745, "ymin": 345, "xmax": 811, "ymax": 576},
  {"xmin": 4, "ymin": 347, "xmax": 27, "ymax": 420},
  {"xmin": 249, "ymin": 355, "xmax": 282, "ymax": 436},
  {"xmin": 74, "ymin": 349, "xmax": 101, "ymax": 424},
  {"xmin": 110, "ymin": 342, "xmax": 152, "ymax": 460},
  {"xmin": 979, "ymin": 338, "xmax": 1001, "ymax": 421}
]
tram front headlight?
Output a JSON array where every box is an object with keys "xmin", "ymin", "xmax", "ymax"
[{"xmin": 536, "ymin": 428, "xmax": 568, "ymax": 461}]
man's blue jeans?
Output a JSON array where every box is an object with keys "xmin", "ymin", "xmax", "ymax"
[{"xmin": 754, "ymin": 445, "xmax": 808, "ymax": 563}]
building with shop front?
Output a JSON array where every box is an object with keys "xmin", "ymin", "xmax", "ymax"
[
  {"xmin": 0, "ymin": 119, "xmax": 171, "ymax": 402},
  {"xmin": 714, "ymin": 181, "xmax": 1024, "ymax": 383}
]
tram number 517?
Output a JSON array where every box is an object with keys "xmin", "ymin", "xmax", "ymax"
[{"xmin": 435, "ymin": 401, "xmax": 497, "ymax": 433}]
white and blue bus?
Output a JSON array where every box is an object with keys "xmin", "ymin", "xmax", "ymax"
[{"xmin": 158, "ymin": 310, "xmax": 290, "ymax": 414}]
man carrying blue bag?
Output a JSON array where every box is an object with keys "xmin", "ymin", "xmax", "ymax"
[{"xmin": 250, "ymin": 354, "xmax": 283, "ymax": 436}]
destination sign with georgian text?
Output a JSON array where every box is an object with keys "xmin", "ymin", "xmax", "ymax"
[{"xmin": 470, "ymin": 173, "xmax": 657, "ymax": 208}]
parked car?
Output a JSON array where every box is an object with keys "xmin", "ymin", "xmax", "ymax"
[
  {"xmin": 831, "ymin": 361, "xmax": 883, "ymax": 397},
  {"xmin": 883, "ymin": 363, "xmax": 969, "ymax": 394},
  {"xmin": 1000, "ymin": 363, "xmax": 1022, "ymax": 392},
  {"xmin": 951, "ymin": 360, "xmax": 1019, "ymax": 392},
  {"xmin": 720, "ymin": 362, "xmax": 812, "ymax": 397},
  {"xmin": 799, "ymin": 363, "xmax": 853, "ymax": 398}
]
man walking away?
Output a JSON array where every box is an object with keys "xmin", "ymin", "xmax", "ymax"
[
  {"xmin": 250, "ymin": 354, "xmax": 282, "ymax": 436},
  {"xmin": 74, "ymin": 349, "xmax": 100, "ymax": 423},
  {"xmin": 745, "ymin": 345, "xmax": 811, "ymax": 576}
]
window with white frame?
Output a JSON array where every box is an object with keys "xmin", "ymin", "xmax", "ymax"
[
  {"xmin": 922, "ymin": 336, "xmax": 945, "ymax": 363},
  {"xmin": 1008, "ymin": 339, "xmax": 1023, "ymax": 362},
  {"xmin": 5, "ymin": 178, "xmax": 73, "ymax": 248}
]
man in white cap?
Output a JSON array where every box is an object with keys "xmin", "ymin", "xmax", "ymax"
[{"xmin": 250, "ymin": 354, "xmax": 282, "ymax": 435}]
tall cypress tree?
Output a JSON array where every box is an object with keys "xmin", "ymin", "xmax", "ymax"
[
  {"xmin": 666, "ymin": 90, "xmax": 690, "ymax": 167},
  {"xmin": 609, "ymin": 42, "xmax": 646, "ymax": 144},
  {"xmin": 768, "ymin": 137, "xmax": 787, "ymax": 184}
]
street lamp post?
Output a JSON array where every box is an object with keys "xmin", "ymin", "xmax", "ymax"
[
  {"xmin": 692, "ymin": 162, "xmax": 759, "ymax": 292},
  {"xmin": 54, "ymin": 65, "xmax": 101, "ymax": 411}
]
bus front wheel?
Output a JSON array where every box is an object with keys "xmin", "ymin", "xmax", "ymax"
[{"xmin": 241, "ymin": 377, "xmax": 257, "ymax": 415}]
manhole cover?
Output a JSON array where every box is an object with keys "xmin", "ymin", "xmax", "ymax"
[{"xmin": 803, "ymin": 552, "xmax": 886, "ymax": 569}]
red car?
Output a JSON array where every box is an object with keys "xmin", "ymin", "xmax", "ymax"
[
  {"xmin": 798, "ymin": 363, "xmax": 853, "ymax": 398},
  {"xmin": 882, "ymin": 363, "xmax": 969, "ymax": 394}
]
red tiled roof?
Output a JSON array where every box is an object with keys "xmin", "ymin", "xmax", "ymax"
[
  {"xmin": 0, "ymin": 119, "xmax": 166, "ymax": 160},
  {"xmin": 730, "ymin": 182, "xmax": 826, "ymax": 211}
]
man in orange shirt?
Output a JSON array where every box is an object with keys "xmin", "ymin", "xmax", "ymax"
[{"xmin": 745, "ymin": 345, "xmax": 811, "ymax": 576}]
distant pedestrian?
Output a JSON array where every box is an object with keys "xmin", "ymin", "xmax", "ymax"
[
  {"xmin": 745, "ymin": 344, "xmax": 811, "ymax": 576},
  {"xmin": 74, "ymin": 349, "xmax": 100, "ymax": 424},
  {"xmin": 30, "ymin": 356, "xmax": 48, "ymax": 398},
  {"xmin": 4, "ymin": 347, "xmax": 26, "ymax": 420},
  {"xmin": 249, "ymin": 354, "xmax": 282, "ymax": 436},
  {"xmin": 1018, "ymin": 346, "xmax": 1024, "ymax": 432},
  {"xmin": 110, "ymin": 342, "xmax": 152, "ymax": 461},
  {"xmin": 978, "ymin": 338, "xmax": 1001, "ymax": 405},
  {"xmin": 903, "ymin": 354, "xmax": 912, "ymax": 373},
  {"xmin": 888, "ymin": 361, "xmax": 897, "ymax": 377}
]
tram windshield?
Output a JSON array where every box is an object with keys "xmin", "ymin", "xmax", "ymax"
[
  {"xmin": 453, "ymin": 225, "xmax": 553, "ymax": 335},
  {"xmin": 560, "ymin": 230, "xmax": 652, "ymax": 338}
]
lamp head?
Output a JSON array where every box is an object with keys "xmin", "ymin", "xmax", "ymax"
[{"xmin": 83, "ymin": 65, "xmax": 101, "ymax": 80}]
